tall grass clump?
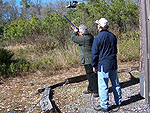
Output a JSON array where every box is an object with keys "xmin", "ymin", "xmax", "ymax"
[
  {"xmin": 117, "ymin": 31, "xmax": 140, "ymax": 62},
  {"xmin": 31, "ymin": 43, "xmax": 80, "ymax": 73}
]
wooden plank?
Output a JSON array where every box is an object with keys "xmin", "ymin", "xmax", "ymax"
[
  {"xmin": 65, "ymin": 74, "xmax": 87, "ymax": 84},
  {"xmin": 118, "ymin": 67, "xmax": 139, "ymax": 73},
  {"xmin": 37, "ymin": 67, "xmax": 140, "ymax": 112}
]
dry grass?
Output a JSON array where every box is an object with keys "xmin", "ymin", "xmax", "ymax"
[
  {"xmin": 4, "ymin": 42, "xmax": 80, "ymax": 74},
  {"xmin": 4, "ymin": 44, "xmax": 34, "ymax": 51}
]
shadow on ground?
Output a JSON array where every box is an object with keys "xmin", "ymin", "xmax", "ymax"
[
  {"xmin": 109, "ymin": 93, "xmax": 144, "ymax": 111},
  {"xmin": 38, "ymin": 71, "xmax": 145, "ymax": 113},
  {"xmin": 109, "ymin": 72, "xmax": 145, "ymax": 111},
  {"xmin": 109, "ymin": 72, "xmax": 140, "ymax": 93}
]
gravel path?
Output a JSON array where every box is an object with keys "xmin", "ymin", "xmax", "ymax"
[
  {"xmin": 54, "ymin": 71, "xmax": 150, "ymax": 113},
  {"xmin": 1, "ymin": 65, "xmax": 149, "ymax": 113},
  {"xmin": 79, "ymin": 83, "xmax": 149, "ymax": 113}
]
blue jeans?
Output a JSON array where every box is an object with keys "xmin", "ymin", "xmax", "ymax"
[{"xmin": 98, "ymin": 66, "xmax": 122, "ymax": 109}]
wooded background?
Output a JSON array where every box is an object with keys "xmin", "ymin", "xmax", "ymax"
[
  {"xmin": 0, "ymin": 0, "xmax": 140, "ymax": 78},
  {"xmin": 0, "ymin": 0, "xmax": 139, "ymax": 40}
]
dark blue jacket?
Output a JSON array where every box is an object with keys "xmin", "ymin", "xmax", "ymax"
[{"xmin": 91, "ymin": 30, "xmax": 117, "ymax": 73}]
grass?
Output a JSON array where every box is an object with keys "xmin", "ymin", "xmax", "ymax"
[{"xmin": 4, "ymin": 42, "xmax": 80, "ymax": 75}]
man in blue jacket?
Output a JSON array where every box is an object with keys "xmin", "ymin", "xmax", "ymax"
[{"xmin": 92, "ymin": 18, "xmax": 122, "ymax": 112}]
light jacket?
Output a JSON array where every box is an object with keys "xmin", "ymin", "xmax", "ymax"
[{"xmin": 71, "ymin": 31, "xmax": 94, "ymax": 65}]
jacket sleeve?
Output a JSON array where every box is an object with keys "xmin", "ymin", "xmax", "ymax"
[
  {"xmin": 71, "ymin": 31, "xmax": 85, "ymax": 45},
  {"xmin": 91, "ymin": 36, "xmax": 99, "ymax": 68}
]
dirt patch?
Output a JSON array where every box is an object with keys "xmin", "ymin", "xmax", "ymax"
[{"xmin": 0, "ymin": 66, "xmax": 85, "ymax": 112}]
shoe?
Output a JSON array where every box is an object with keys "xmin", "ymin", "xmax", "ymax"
[
  {"xmin": 83, "ymin": 90, "xmax": 92, "ymax": 94},
  {"xmin": 94, "ymin": 105, "xmax": 109, "ymax": 112},
  {"xmin": 93, "ymin": 93, "xmax": 99, "ymax": 97}
]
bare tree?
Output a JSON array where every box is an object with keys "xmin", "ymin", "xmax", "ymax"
[
  {"xmin": 8, "ymin": 0, "xmax": 19, "ymax": 21},
  {"xmin": 55, "ymin": 0, "xmax": 68, "ymax": 15},
  {"xmin": 42, "ymin": 2, "xmax": 55, "ymax": 17},
  {"xmin": 0, "ymin": 0, "xmax": 3, "ymax": 25},
  {"xmin": 31, "ymin": 0, "xmax": 42, "ymax": 18},
  {"xmin": 20, "ymin": 0, "xmax": 32, "ymax": 18},
  {"xmin": 2, "ymin": 0, "xmax": 19, "ymax": 24},
  {"xmin": 19, "ymin": 0, "xmax": 55, "ymax": 19}
]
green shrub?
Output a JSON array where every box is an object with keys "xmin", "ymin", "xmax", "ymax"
[
  {"xmin": 0, "ymin": 48, "xmax": 14, "ymax": 64},
  {"xmin": 3, "ymin": 16, "xmax": 42, "ymax": 41},
  {"xmin": 0, "ymin": 24, "xmax": 3, "ymax": 39},
  {"xmin": 31, "ymin": 56, "xmax": 60, "ymax": 71},
  {"xmin": 8, "ymin": 59, "xmax": 30, "ymax": 75},
  {"xmin": 0, "ymin": 48, "xmax": 30, "ymax": 78}
]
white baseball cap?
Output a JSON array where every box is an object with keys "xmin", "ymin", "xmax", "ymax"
[{"xmin": 95, "ymin": 18, "xmax": 108, "ymax": 27}]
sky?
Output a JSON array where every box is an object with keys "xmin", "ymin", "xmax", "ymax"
[
  {"xmin": 3, "ymin": 0, "xmax": 84, "ymax": 6},
  {"xmin": 3, "ymin": 0, "xmax": 62, "ymax": 5}
]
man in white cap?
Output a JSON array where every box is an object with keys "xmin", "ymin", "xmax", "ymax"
[{"xmin": 91, "ymin": 18, "xmax": 122, "ymax": 112}]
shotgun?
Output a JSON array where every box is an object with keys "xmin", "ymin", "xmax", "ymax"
[{"xmin": 64, "ymin": 15, "xmax": 78, "ymax": 30}]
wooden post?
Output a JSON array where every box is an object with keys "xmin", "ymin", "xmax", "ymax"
[
  {"xmin": 146, "ymin": 0, "xmax": 150, "ymax": 104},
  {"xmin": 139, "ymin": 0, "xmax": 150, "ymax": 104},
  {"xmin": 139, "ymin": 0, "xmax": 144, "ymax": 73}
]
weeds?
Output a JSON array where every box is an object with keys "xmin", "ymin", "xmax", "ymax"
[
  {"xmin": 117, "ymin": 31, "xmax": 140, "ymax": 62},
  {"xmin": 0, "ymin": 31, "xmax": 140, "ymax": 78},
  {"xmin": 31, "ymin": 44, "xmax": 80, "ymax": 73}
]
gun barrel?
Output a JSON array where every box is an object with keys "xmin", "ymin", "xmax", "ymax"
[{"xmin": 64, "ymin": 15, "xmax": 77, "ymax": 29}]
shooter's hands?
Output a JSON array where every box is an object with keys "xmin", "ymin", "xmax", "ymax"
[
  {"xmin": 71, "ymin": 25, "xmax": 78, "ymax": 32},
  {"xmin": 93, "ymin": 67, "xmax": 97, "ymax": 73}
]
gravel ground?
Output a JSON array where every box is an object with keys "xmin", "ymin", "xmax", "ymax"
[
  {"xmin": 53, "ymin": 71, "xmax": 150, "ymax": 113},
  {"xmin": 79, "ymin": 83, "xmax": 149, "ymax": 113},
  {"xmin": 1, "ymin": 63, "xmax": 150, "ymax": 113}
]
